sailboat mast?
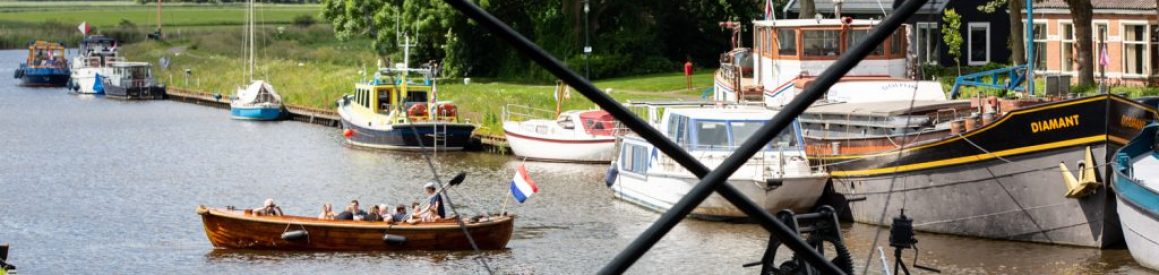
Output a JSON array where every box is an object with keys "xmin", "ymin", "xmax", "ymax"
[{"xmin": 246, "ymin": 0, "xmax": 255, "ymax": 82}]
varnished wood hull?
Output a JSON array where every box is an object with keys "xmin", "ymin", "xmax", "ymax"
[{"xmin": 197, "ymin": 207, "xmax": 514, "ymax": 251}]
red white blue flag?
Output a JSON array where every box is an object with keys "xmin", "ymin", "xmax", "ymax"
[
  {"xmin": 765, "ymin": 0, "xmax": 774, "ymax": 20},
  {"xmin": 510, "ymin": 164, "xmax": 539, "ymax": 203}
]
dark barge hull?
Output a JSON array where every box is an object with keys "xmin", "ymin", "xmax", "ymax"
[
  {"xmin": 341, "ymin": 119, "xmax": 476, "ymax": 150},
  {"xmin": 817, "ymin": 94, "xmax": 1158, "ymax": 247},
  {"xmin": 20, "ymin": 72, "xmax": 70, "ymax": 87},
  {"xmin": 105, "ymin": 85, "xmax": 167, "ymax": 100}
]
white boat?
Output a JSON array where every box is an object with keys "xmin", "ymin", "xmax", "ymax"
[
  {"xmin": 502, "ymin": 104, "xmax": 619, "ymax": 163},
  {"xmin": 607, "ymin": 104, "xmax": 829, "ymax": 219},
  {"xmin": 1113, "ymin": 123, "xmax": 1159, "ymax": 271},
  {"xmin": 69, "ymin": 35, "xmax": 122, "ymax": 94},
  {"xmin": 229, "ymin": 0, "xmax": 284, "ymax": 120}
]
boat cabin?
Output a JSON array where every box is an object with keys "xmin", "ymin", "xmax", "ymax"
[
  {"xmin": 76, "ymin": 36, "xmax": 122, "ymax": 68},
  {"xmin": 350, "ymin": 78, "xmax": 457, "ymax": 124},
  {"xmin": 659, "ymin": 108, "xmax": 802, "ymax": 151},
  {"xmin": 25, "ymin": 41, "xmax": 67, "ymax": 69},
  {"xmin": 106, "ymin": 62, "xmax": 154, "ymax": 87},
  {"xmin": 752, "ymin": 19, "xmax": 909, "ymax": 88}
]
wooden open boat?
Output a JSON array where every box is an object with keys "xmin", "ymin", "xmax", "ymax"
[{"xmin": 197, "ymin": 206, "xmax": 514, "ymax": 251}]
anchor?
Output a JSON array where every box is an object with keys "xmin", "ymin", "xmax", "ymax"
[
  {"xmin": 1059, "ymin": 146, "xmax": 1101, "ymax": 198},
  {"xmin": 742, "ymin": 206, "xmax": 853, "ymax": 275}
]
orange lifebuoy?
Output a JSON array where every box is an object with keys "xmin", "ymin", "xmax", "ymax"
[
  {"xmin": 408, "ymin": 103, "xmax": 428, "ymax": 117},
  {"xmin": 437, "ymin": 103, "xmax": 458, "ymax": 117}
]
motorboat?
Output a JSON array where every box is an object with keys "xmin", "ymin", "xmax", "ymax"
[
  {"xmin": 1112, "ymin": 122, "xmax": 1159, "ymax": 270},
  {"xmin": 102, "ymin": 62, "xmax": 166, "ymax": 100},
  {"xmin": 69, "ymin": 35, "xmax": 122, "ymax": 94},
  {"xmin": 15, "ymin": 40, "xmax": 70, "ymax": 87},
  {"xmin": 502, "ymin": 105, "xmax": 619, "ymax": 163}
]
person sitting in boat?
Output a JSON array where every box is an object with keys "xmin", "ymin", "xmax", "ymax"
[
  {"xmin": 336, "ymin": 200, "xmax": 368, "ymax": 220},
  {"xmin": 366, "ymin": 205, "xmax": 383, "ymax": 222},
  {"xmin": 254, "ymin": 198, "xmax": 283, "ymax": 216},
  {"xmin": 424, "ymin": 182, "xmax": 446, "ymax": 220},
  {"xmin": 318, "ymin": 203, "xmax": 336, "ymax": 220},
  {"xmin": 335, "ymin": 205, "xmax": 354, "ymax": 220},
  {"xmin": 390, "ymin": 204, "xmax": 408, "ymax": 223}
]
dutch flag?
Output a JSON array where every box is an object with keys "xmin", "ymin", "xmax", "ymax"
[{"xmin": 510, "ymin": 164, "xmax": 539, "ymax": 203}]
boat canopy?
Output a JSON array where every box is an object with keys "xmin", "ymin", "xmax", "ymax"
[
  {"xmin": 237, "ymin": 80, "xmax": 282, "ymax": 104},
  {"xmin": 579, "ymin": 110, "xmax": 616, "ymax": 136},
  {"xmin": 25, "ymin": 41, "xmax": 67, "ymax": 68}
]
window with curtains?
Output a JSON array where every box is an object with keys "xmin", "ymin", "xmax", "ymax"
[
  {"xmin": 1124, "ymin": 24, "xmax": 1147, "ymax": 76},
  {"xmin": 1061, "ymin": 22, "xmax": 1074, "ymax": 72}
]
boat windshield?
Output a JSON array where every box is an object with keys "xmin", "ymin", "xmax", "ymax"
[{"xmin": 691, "ymin": 119, "xmax": 798, "ymax": 150}]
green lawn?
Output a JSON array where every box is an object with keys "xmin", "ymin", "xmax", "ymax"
[{"xmin": 0, "ymin": 4, "xmax": 319, "ymax": 27}]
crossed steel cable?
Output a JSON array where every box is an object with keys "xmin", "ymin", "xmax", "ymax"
[{"xmin": 441, "ymin": 0, "xmax": 930, "ymax": 273}]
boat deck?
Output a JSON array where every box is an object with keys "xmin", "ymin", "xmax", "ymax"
[{"xmin": 1133, "ymin": 153, "xmax": 1159, "ymax": 190}]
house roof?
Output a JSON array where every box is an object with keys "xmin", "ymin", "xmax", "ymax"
[
  {"xmin": 1034, "ymin": 0, "xmax": 1156, "ymax": 10},
  {"xmin": 784, "ymin": 0, "xmax": 950, "ymax": 16}
]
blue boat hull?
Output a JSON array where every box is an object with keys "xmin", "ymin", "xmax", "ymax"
[
  {"xmin": 341, "ymin": 120, "xmax": 476, "ymax": 150},
  {"xmin": 231, "ymin": 106, "xmax": 284, "ymax": 120},
  {"xmin": 19, "ymin": 67, "xmax": 70, "ymax": 87}
]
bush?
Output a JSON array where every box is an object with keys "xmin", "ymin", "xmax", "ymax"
[{"xmin": 292, "ymin": 15, "xmax": 315, "ymax": 28}]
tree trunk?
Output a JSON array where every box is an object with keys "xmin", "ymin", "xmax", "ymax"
[
  {"xmin": 1008, "ymin": 0, "xmax": 1025, "ymax": 65},
  {"xmin": 799, "ymin": 0, "xmax": 816, "ymax": 19},
  {"xmin": 1065, "ymin": 0, "xmax": 1095, "ymax": 86}
]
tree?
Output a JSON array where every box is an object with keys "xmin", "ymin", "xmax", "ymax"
[
  {"xmin": 1063, "ymin": 0, "xmax": 1094, "ymax": 85},
  {"xmin": 942, "ymin": 9, "xmax": 963, "ymax": 74},
  {"xmin": 980, "ymin": 0, "xmax": 1024, "ymax": 65},
  {"xmin": 798, "ymin": 0, "xmax": 815, "ymax": 19},
  {"xmin": 320, "ymin": 0, "xmax": 453, "ymax": 64}
]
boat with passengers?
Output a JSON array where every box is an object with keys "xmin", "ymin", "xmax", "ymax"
[
  {"xmin": 14, "ymin": 40, "xmax": 70, "ymax": 87},
  {"xmin": 336, "ymin": 36, "xmax": 474, "ymax": 150},
  {"xmin": 69, "ymin": 35, "xmax": 122, "ymax": 94},
  {"xmin": 607, "ymin": 102, "xmax": 829, "ymax": 219}
]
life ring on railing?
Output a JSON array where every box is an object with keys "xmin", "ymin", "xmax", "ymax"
[
  {"xmin": 408, "ymin": 103, "xmax": 429, "ymax": 117},
  {"xmin": 436, "ymin": 103, "xmax": 458, "ymax": 118}
]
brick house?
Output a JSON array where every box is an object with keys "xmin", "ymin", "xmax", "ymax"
[{"xmin": 1029, "ymin": 0, "xmax": 1159, "ymax": 86}]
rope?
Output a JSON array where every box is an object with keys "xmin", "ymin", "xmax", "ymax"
[
  {"xmin": 406, "ymin": 124, "xmax": 495, "ymax": 275},
  {"xmin": 861, "ymin": 76, "xmax": 922, "ymax": 275}
]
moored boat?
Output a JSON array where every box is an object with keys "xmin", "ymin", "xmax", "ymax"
[
  {"xmin": 102, "ymin": 62, "xmax": 166, "ymax": 100},
  {"xmin": 229, "ymin": 0, "xmax": 284, "ymax": 121},
  {"xmin": 337, "ymin": 36, "xmax": 475, "ymax": 151},
  {"xmin": 607, "ymin": 104, "xmax": 829, "ymax": 219},
  {"xmin": 70, "ymin": 35, "xmax": 122, "ymax": 94},
  {"xmin": 502, "ymin": 104, "xmax": 620, "ymax": 163},
  {"xmin": 197, "ymin": 206, "xmax": 514, "ymax": 251},
  {"xmin": 231, "ymin": 81, "xmax": 284, "ymax": 120},
  {"xmin": 1112, "ymin": 122, "xmax": 1159, "ymax": 270},
  {"xmin": 15, "ymin": 40, "xmax": 70, "ymax": 87}
]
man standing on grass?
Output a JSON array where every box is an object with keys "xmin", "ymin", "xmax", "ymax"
[{"xmin": 684, "ymin": 57, "xmax": 694, "ymax": 92}]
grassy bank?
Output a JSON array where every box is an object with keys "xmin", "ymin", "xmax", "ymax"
[
  {"xmin": 120, "ymin": 25, "xmax": 714, "ymax": 136},
  {"xmin": 0, "ymin": 2, "xmax": 319, "ymax": 48}
]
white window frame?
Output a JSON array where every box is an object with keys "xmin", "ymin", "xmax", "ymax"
[
  {"xmin": 1060, "ymin": 21, "xmax": 1075, "ymax": 72},
  {"xmin": 916, "ymin": 22, "xmax": 939, "ymax": 65},
  {"xmin": 967, "ymin": 22, "xmax": 991, "ymax": 66},
  {"xmin": 1121, "ymin": 21, "xmax": 1150, "ymax": 77}
]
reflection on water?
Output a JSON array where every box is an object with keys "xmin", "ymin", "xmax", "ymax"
[{"xmin": 0, "ymin": 49, "xmax": 1153, "ymax": 274}]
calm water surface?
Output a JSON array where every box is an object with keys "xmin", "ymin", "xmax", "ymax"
[{"xmin": 0, "ymin": 49, "xmax": 1153, "ymax": 274}]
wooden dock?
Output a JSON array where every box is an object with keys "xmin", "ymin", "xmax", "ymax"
[
  {"xmin": 167, "ymin": 88, "xmax": 341, "ymax": 128},
  {"xmin": 164, "ymin": 87, "xmax": 510, "ymax": 152}
]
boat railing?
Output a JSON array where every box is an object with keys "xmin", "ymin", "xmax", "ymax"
[
  {"xmin": 650, "ymin": 143, "xmax": 815, "ymax": 177},
  {"xmin": 503, "ymin": 104, "xmax": 557, "ymax": 122}
]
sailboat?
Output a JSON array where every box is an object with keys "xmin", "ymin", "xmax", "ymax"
[{"xmin": 229, "ymin": 0, "xmax": 284, "ymax": 120}]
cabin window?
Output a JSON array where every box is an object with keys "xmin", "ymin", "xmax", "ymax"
[
  {"xmin": 916, "ymin": 22, "xmax": 938, "ymax": 64},
  {"xmin": 778, "ymin": 28, "xmax": 797, "ymax": 56},
  {"xmin": 621, "ymin": 144, "xmax": 650, "ymax": 174},
  {"xmin": 890, "ymin": 30, "xmax": 903, "ymax": 55},
  {"xmin": 730, "ymin": 121, "xmax": 762, "ymax": 146},
  {"xmin": 1124, "ymin": 24, "xmax": 1147, "ymax": 76},
  {"xmin": 667, "ymin": 115, "xmax": 690, "ymax": 144},
  {"xmin": 967, "ymin": 22, "xmax": 990, "ymax": 66},
  {"xmin": 846, "ymin": 29, "xmax": 884, "ymax": 56},
  {"xmin": 405, "ymin": 91, "xmax": 428, "ymax": 103},
  {"xmin": 802, "ymin": 30, "xmax": 840, "ymax": 57},
  {"xmin": 694, "ymin": 121, "xmax": 730, "ymax": 148}
]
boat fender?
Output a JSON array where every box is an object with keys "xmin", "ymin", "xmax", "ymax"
[
  {"xmin": 383, "ymin": 234, "xmax": 407, "ymax": 245},
  {"xmin": 343, "ymin": 129, "xmax": 354, "ymax": 138},
  {"xmin": 281, "ymin": 230, "xmax": 309, "ymax": 242},
  {"xmin": 604, "ymin": 163, "xmax": 618, "ymax": 188}
]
